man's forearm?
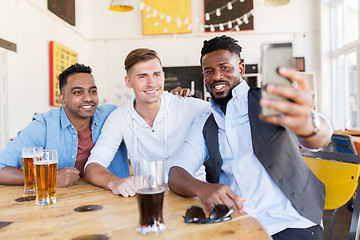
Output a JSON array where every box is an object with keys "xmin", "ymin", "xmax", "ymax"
[
  {"xmin": 168, "ymin": 166, "xmax": 207, "ymax": 197},
  {"xmin": 0, "ymin": 167, "xmax": 24, "ymax": 185},
  {"xmin": 84, "ymin": 162, "xmax": 119, "ymax": 190}
]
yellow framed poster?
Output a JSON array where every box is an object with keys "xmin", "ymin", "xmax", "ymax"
[
  {"xmin": 142, "ymin": 0, "xmax": 192, "ymax": 35},
  {"xmin": 49, "ymin": 41, "xmax": 78, "ymax": 106}
]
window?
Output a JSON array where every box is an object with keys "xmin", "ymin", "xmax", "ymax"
[{"xmin": 328, "ymin": 0, "xmax": 360, "ymax": 129}]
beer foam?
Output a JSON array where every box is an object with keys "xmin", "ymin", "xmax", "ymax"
[
  {"xmin": 22, "ymin": 154, "xmax": 34, "ymax": 158},
  {"xmin": 33, "ymin": 160, "xmax": 57, "ymax": 165},
  {"xmin": 136, "ymin": 188, "xmax": 164, "ymax": 195}
]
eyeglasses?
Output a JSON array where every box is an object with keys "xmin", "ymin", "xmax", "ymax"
[{"xmin": 183, "ymin": 204, "xmax": 233, "ymax": 224}]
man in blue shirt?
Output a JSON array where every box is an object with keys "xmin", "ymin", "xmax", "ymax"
[
  {"xmin": 168, "ymin": 36, "xmax": 332, "ymax": 239},
  {"xmin": 0, "ymin": 64, "xmax": 129, "ymax": 187}
]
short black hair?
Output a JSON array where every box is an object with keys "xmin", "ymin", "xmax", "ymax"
[
  {"xmin": 200, "ymin": 35, "xmax": 242, "ymax": 65},
  {"xmin": 58, "ymin": 63, "xmax": 92, "ymax": 92}
]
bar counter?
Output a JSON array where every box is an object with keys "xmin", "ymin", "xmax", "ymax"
[{"xmin": 0, "ymin": 180, "xmax": 271, "ymax": 239}]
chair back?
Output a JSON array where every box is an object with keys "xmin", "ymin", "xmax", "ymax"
[{"xmin": 303, "ymin": 156, "xmax": 360, "ymax": 210}]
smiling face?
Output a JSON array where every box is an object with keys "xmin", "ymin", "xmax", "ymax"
[
  {"xmin": 58, "ymin": 72, "xmax": 99, "ymax": 122},
  {"xmin": 125, "ymin": 58, "xmax": 164, "ymax": 107},
  {"xmin": 202, "ymin": 49, "xmax": 245, "ymax": 106}
]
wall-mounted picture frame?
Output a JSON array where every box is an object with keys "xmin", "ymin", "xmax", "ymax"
[
  {"xmin": 48, "ymin": 0, "xmax": 75, "ymax": 26},
  {"xmin": 204, "ymin": 0, "xmax": 254, "ymax": 32},
  {"xmin": 49, "ymin": 41, "xmax": 78, "ymax": 106}
]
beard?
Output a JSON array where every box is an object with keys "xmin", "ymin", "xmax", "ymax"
[{"xmin": 210, "ymin": 90, "xmax": 233, "ymax": 106}]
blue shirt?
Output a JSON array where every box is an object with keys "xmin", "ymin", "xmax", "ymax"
[
  {"xmin": 170, "ymin": 81, "xmax": 316, "ymax": 235},
  {"xmin": 0, "ymin": 105, "xmax": 129, "ymax": 178}
]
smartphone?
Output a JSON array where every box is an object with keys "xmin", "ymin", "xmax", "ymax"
[{"xmin": 261, "ymin": 42, "xmax": 293, "ymax": 116}]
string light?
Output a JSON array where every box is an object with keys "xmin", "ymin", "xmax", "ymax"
[
  {"xmin": 219, "ymin": 23, "xmax": 224, "ymax": 31},
  {"xmin": 205, "ymin": 13, "xmax": 210, "ymax": 21},
  {"xmin": 243, "ymin": 14, "xmax": 249, "ymax": 24},
  {"xmin": 138, "ymin": 0, "xmax": 253, "ymax": 33},
  {"xmin": 216, "ymin": 8, "xmax": 221, "ymax": 16},
  {"xmin": 152, "ymin": 10, "xmax": 157, "ymax": 18}
]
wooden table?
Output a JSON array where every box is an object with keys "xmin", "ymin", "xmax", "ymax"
[{"xmin": 0, "ymin": 181, "xmax": 271, "ymax": 240}]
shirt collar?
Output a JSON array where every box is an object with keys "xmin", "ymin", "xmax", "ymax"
[
  {"xmin": 60, "ymin": 106, "xmax": 97, "ymax": 130},
  {"xmin": 128, "ymin": 94, "xmax": 166, "ymax": 126},
  {"xmin": 60, "ymin": 107, "xmax": 73, "ymax": 130}
]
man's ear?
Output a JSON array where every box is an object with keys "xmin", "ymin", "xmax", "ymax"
[
  {"xmin": 125, "ymin": 76, "xmax": 133, "ymax": 88},
  {"xmin": 58, "ymin": 93, "xmax": 65, "ymax": 106},
  {"xmin": 239, "ymin": 62, "xmax": 245, "ymax": 76}
]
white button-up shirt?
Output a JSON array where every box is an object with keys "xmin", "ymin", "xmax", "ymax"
[{"xmin": 86, "ymin": 91, "xmax": 211, "ymax": 182}]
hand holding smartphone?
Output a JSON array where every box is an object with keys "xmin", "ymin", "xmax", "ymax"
[{"xmin": 261, "ymin": 43, "xmax": 293, "ymax": 116}]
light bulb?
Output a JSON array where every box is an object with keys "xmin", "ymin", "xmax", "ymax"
[
  {"xmin": 227, "ymin": 2, "xmax": 233, "ymax": 10},
  {"xmin": 210, "ymin": 25, "xmax": 215, "ymax": 32},
  {"xmin": 228, "ymin": 21, "xmax": 232, "ymax": 29},
  {"xmin": 236, "ymin": 18, "xmax": 242, "ymax": 25},
  {"xmin": 219, "ymin": 24, "xmax": 224, "ymax": 31},
  {"xmin": 243, "ymin": 15, "xmax": 249, "ymax": 24},
  {"xmin": 216, "ymin": 8, "xmax": 221, "ymax": 16},
  {"xmin": 205, "ymin": 13, "xmax": 210, "ymax": 21}
]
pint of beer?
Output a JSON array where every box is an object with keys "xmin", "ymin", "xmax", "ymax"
[
  {"xmin": 34, "ymin": 149, "xmax": 58, "ymax": 206},
  {"xmin": 22, "ymin": 147, "xmax": 42, "ymax": 195},
  {"xmin": 134, "ymin": 159, "xmax": 165, "ymax": 235}
]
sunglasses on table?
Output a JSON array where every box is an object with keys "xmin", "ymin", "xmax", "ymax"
[{"xmin": 183, "ymin": 204, "xmax": 234, "ymax": 224}]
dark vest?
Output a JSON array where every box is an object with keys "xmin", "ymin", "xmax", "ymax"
[{"xmin": 202, "ymin": 88, "xmax": 325, "ymax": 225}]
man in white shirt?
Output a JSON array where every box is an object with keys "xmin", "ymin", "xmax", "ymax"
[
  {"xmin": 168, "ymin": 36, "xmax": 332, "ymax": 239},
  {"xmin": 84, "ymin": 48, "xmax": 210, "ymax": 197}
]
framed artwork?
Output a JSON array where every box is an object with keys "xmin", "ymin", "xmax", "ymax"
[
  {"xmin": 204, "ymin": 0, "xmax": 253, "ymax": 32},
  {"xmin": 49, "ymin": 41, "xmax": 78, "ymax": 107},
  {"xmin": 142, "ymin": 0, "xmax": 192, "ymax": 35},
  {"xmin": 48, "ymin": 0, "xmax": 76, "ymax": 26}
]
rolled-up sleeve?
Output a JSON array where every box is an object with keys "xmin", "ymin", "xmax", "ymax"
[
  {"xmin": 85, "ymin": 109, "xmax": 124, "ymax": 170},
  {"xmin": 0, "ymin": 119, "xmax": 46, "ymax": 169},
  {"xmin": 168, "ymin": 112, "xmax": 210, "ymax": 177}
]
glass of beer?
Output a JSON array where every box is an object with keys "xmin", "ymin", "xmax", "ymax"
[
  {"xmin": 34, "ymin": 149, "xmax": 58, "ymax": 206},
  {"xmin": 134, "ymin": 159, "xmax": 166, "ymax": 235},
  {"xmin": 22, "ymin": 147, "xmax": 42, "ymax": 195}
]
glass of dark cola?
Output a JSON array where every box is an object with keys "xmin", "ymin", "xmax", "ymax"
[{"xmin": 134, "ymin": 159, "xmax": 166, "ymax": 235}]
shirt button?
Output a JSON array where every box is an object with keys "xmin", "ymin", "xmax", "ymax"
[
  {"xmin": 73, "ymin": 135, "xmax": 76, "ymax": 138},
  {"xmin": 72, "ymin": 156, "xmax": 75, "ymax": 158}
]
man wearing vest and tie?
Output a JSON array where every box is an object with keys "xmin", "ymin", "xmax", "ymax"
[{"xmin": 168, "ymin": 35, "xmax": 332, "ymax": 240}]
